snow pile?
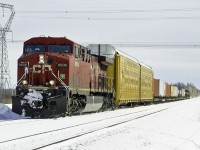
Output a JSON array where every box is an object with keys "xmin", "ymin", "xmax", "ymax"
[
  {"xmin": 22, "ymin": 89, "xmax": 43, "ymax": 109},
  {"xmin": 0, "ymin": 103, "xmax": 23, "ymax": 120},
  {"xmin": 23, "ymin": 89, "xmax": 43, "ymax": 103}
]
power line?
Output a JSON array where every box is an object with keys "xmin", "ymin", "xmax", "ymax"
[
  {"xmin": 14, "ymin": 16, "xmax": 200, "ymax": 20},
  {"xmin": 13, "ymin": 7, "xmax": 200, "ymax": 13},
  {"xmin": 1, "ymin": 7, "xmax": 200, "ymax": 15},
  {"xmin": 84, "ymin": 42, "xmax": 200, "ymax": 47},
  {"xmin": 7, "ymin": 40, "xmax": 200, "ymax": 47},
  {"xmin": 1, "ymin": 7, "xmax": 200, "ymax": 20}
]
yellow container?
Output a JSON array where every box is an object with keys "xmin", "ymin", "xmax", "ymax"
[
  {"xmin": 115, "ymin": 54, "xmax": 140, "ymax": 105},
  {"xmin": 140, "ymin": 65, "xmax": 154, "ymax": 101}
]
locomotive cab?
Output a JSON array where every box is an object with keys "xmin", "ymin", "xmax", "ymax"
[{"xmin": 12, "ymin": 37, "xmax": 74, "ymax": 118}]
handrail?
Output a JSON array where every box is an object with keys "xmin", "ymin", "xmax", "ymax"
[
  {"xmin": 12, "ymin": 67, "xmax": 28, "ymax": 96},
  {"xmin": 50, "ymin": 69, "xmax": 69, "ymax": 90},
  {"xmin": 17, "ymin": 67, "xmax": 28, "ymax": 85}
]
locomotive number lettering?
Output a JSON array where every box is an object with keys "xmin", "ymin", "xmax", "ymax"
[
  {"xmin": 18, "ymin": 62, "xmax": 29, "ymax": 67},
  {"xmin": 57, "ymin": 63, "xmax": 67, "ymax": 67},
  {"xmin": 33, "ymin": 65, "xmax": 51, "ymax": 73}
]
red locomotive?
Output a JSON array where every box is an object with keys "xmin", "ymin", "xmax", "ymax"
[{"xmin": 12, "ymin": 36, "xmax": 114, "ymax": 117}]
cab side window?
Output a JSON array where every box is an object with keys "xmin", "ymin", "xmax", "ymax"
[
  {"xmin": 75, "ymin": 46, "xmax": 79, "ymax": 58},
  {"xmin": 82, "ymin": 49, "xmax": 85, "ymax": 58}
]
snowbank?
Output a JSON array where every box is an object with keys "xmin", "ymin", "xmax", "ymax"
[{"xmin": 0, "ymin": 103, "xmax": 23, "ymax": 120}]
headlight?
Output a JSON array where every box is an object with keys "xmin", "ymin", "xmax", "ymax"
[
  {"xmin": 39, "ymin": 55, "xmax": 45, "ymax": 64},
  {"xmin": 22, "ymin": 80, "xmax": 28, "ymax": 85},
  {"xmin": 49, "ymin": 80, "xmax": 55, "ymax": 86}
]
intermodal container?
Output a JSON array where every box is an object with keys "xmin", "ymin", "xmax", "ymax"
[
  {"xmin": 182, "ymin": 89, "xmax": 186, "ymax": 97},
  {"xmin": 159, "ymin": 80, "xmax": 166, "ymax": 97},
  {"xmin": 154, "ymin": 79, "xmax": 159, "ymax": 97},
  {"xmin": 171, "ymin": 85, "xmax": 178, "ymax": 97},
  {"xmin": 166, "ymin": 83, "xmax": 171, "ymax": 97}
]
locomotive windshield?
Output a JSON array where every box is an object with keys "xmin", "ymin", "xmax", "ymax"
[
  {"xmin": 24, "ymin": 44, "xmax": 72, "ymax": 53},
  {"xmin": 48, "ymin": 44, "xmax": 71, "ymax": 53},
  {"xmin": 24, "ymin": 44, "xmax": 45, "ymax": 53}
]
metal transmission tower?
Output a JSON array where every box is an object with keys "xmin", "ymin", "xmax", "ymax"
[{"xmin": 0, "ymin": 3, "xmax": 15, "ymax": 98}]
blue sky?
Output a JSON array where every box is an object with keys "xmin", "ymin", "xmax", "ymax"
[{"xmin": 1, "ymin": 0, "xmax": 200, "ymax": 89}]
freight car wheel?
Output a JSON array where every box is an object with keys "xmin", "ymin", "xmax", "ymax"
[
  {"xmin": 111, "ymin": 106, "xmax": 115, "ymax": 111},
  {"xmin": 111, "ymin": 102, "xmax": 115, "ymax": 111},
  {"xmin": 31, "ymin": 114, "xmax": 35, "ymax": 119}
]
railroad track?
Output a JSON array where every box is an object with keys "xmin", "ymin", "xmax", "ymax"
[
  {"xmin": 39, "ymin": 107, "xmax": 169, "ymax": 149},
  {"xmin": 0, "ymin": 100, "xmax": 192, "ymax": 149}
]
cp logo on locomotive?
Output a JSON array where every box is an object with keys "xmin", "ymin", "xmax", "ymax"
[{"xmin": 33, "ymin": 65, "xmax": 51, "ymax": 73}]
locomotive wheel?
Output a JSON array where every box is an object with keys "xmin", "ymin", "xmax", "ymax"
[
  {"xmin": 61, "ymin": 112, "xmax": 66, "ymax": 117},
  {"xmin": 67, "ymin": 111, "xmax": 72, "ymax": 116}
]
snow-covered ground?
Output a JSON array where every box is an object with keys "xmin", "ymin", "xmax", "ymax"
[
  {"xmin": 0, "ymin": 98, "xmax": 200, "ymax": 150},
  {"xmin": 48, "ymin": 98, "xmax": 200, "ymax": 150}
]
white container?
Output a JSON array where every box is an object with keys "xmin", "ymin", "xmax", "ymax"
[
  {"xmin": 159, "ymin": 80, "xmax": 166, "ymax": 97},
  {"xmin": 182, "ymin": 89, "xmax": 186, "ymax": 97},
  {"xmin": 174, "ymin": 86, "xmax": 178, "ymax": 97},
  {"xmin": 171, "ymin": 85, "xmax": 178, "ymax": 97}
]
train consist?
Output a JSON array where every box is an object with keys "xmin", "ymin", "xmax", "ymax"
[{"xmin": 12, "ymin": 37, "xmax": 189, "ymax": 118}]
